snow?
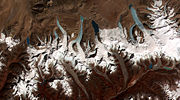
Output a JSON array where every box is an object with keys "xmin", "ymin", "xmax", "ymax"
[
  {"xmin": 0, "ymin": 33, "xmax": 19, "ymax": 51},
  {"xmin": 152, "ymin": 0, "xmax": 162, "ymax": 8},
  {"xmin": 14, "ymin": 0, "xmax": 180, "ymax": 99},
  {"xmin": 162, "ymin": 80, "xmax": 180, "ymax": 100},
  {"xmin": 12, "ymin": 70, "xmax": 39, "ymax": 99},
  {"xmin": 99, "ymin": 0, "xmax": 180, "ymax": 64},
  {"xmin": 0, "ymin": 33, "xmax": 19, "ymax": 70},
  {"xmin": 27, "ymin": 36, "xmax": 73, "ymax": 97}
]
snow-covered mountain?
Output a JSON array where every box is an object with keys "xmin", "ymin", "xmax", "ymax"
[{"xmin": 0, "ymin": 0, "xmax": 180, "ymax": 99}]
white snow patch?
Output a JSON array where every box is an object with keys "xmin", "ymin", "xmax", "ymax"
[
  {"xmin": 13, "ymin": 70, "xmax": 38, "ymax": 99},
  {"xmin": 27, "ymin": 36, "xmax": 73, "ymax": 97},
  {"xmin": 0, "ymin": 33, "xmax": 19, "ymax": 51},
  {"xmin": 24, "ymin": 0, "xmax": 180, "ymax": 98},
  {"xmin": 162, "ymin": 80, "xmax": 180, "ymax": 100},
  {"xmin": 0, "ymin": 33, "xmax": 19, "ymax": 70},
  {"xmin": 99, "ymin": 0, "xmax": 180, "ymax": 64}
]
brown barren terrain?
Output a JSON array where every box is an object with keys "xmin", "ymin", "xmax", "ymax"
[{"xmin": 0, "ymin": 0, "xmax": 180, "ymax": 99}]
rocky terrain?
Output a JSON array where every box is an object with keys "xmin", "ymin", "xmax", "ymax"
[{"xmin": 0, "ymin": 0, "xmax": 180, "ymax": 99}]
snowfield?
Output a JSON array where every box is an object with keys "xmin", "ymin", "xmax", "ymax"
[{"xmin": 0, "ymin": 0, "xmax": 179, "ymax": 99}]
